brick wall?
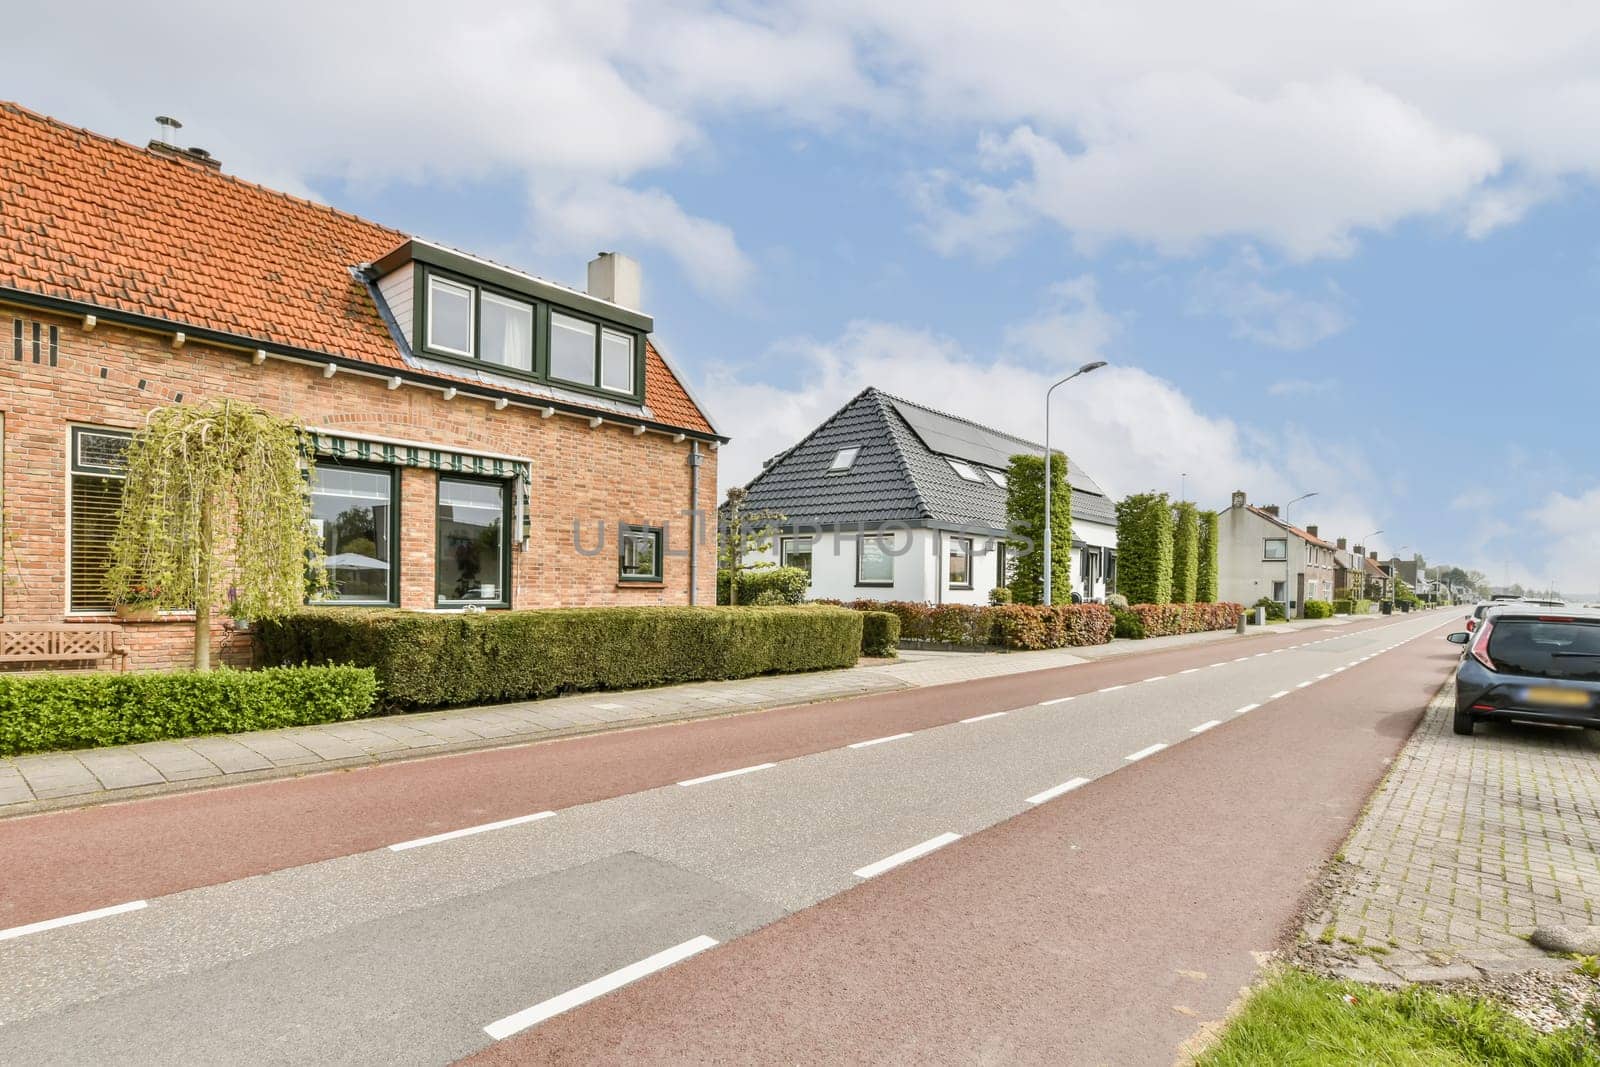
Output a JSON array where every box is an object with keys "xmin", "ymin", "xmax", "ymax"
[{"xmin": 0, "ymin": 305, "xmax": 718, "ymax": 670}]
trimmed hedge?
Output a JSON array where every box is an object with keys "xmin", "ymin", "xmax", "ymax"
[
  {"xmin": 1113, "ymin": 608, "xmax": 1146, "ymax": 639},
  {"xmin": 1171, "ymin": 501, "xmax": 1200, "ymax": 604},
  {"xmin": 716, "ymin": 566, "xmax": 810, "ymax": 606},
  {"xmin": 257, "ymin": 606, "xmax": 862, "ymax": 709},
  {"xmin": 1196, "ymin": 509, "xmax": 1220, "ymax": 603},
  {"xmin": 0, "ymin": 665, "xmax": 377, "ymax": 756},
  {"xmin": 825, "ymin": 599, "xmax": 1113, "ymax": 651},
  {"xmin": 861, "ymin": 611, "xmax": 900, "ymax": 657},
  {"xmin": 1332, "ymin": 598, "xmax": 1373, "ymax": 616},
  {"xmin": 1128, "ymin": 602, "xmax": 1245, "ymax": 638},
  {"xmin": 1116, "ymin": 492, "xmax": 1175, "ymax": 605},
  {"xmin": 1303, "ymin": 599, "xmax": 1334, "ymax": 619},
  {"xmin": 1251, "ymin": 596, "xmax": 1288, "ymax": 622}
]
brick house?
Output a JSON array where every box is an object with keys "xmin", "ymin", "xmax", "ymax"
[{"xmin": 0, "ymin": 103, "xmax": 723, "ymax": 669}]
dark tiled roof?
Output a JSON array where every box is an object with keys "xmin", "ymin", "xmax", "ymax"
[{"xmin": 741, "ymin": 388, "xmax": 1117, "ymax": 532}]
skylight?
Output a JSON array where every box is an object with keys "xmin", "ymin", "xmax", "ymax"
[
  {"xmin": 985, "ymin": 468, "xmax": 1007, "ymax": 488},
  {"xmin": 948, "ymin": 458, "xmax": 983, "ymax": 482},
  {"xmin": 829, "ymin": 446, "xmax": 861, "ymax": 472}
]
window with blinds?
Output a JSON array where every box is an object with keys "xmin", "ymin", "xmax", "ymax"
[{"xmin": 68, "ymin": 427, "xmax": 131, "ymax": 613}]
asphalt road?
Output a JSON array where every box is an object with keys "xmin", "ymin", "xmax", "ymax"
[{"xmin": 0, "ymin": 612, "xmax": 1457, "ymax": 1065}]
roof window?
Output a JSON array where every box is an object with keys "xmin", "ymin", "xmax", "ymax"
[
  {"xmin": 829, "ymin": 447, "xmax": 861, "ymax": 472},
  {"xmin": 948, "ymin": 458, "xmax": 983, "ymax": 482}
]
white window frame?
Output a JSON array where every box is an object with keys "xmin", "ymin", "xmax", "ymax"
[
  {"xmin": 829, "ymin": 447, "xmax": 861, "ymax": 473},
  {"xmin": 947, "ymin": 458, "xmax": 982, "ymax": 482},
  {"xmin": 477, "ymin": 290, "xmax": 534, "ymax": 372},
  {"xmin": 66, "ymin": 425, "xmax": 132, "ymax": 615},
  {"xmin": 426, "ymin": 274, "xmax": 476, "ymax": 358},
  {"xmin": 984, "ymin": 468, "xmax": 1007, "ymax": 488},
  {"xmin": 599, "ymin": 327, "xmax": 635, "ymax": 394}
]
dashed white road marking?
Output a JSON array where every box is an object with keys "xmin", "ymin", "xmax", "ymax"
[
  {"xmin": 0, "ymin": 900, "xmax": 148, "ymax": 943},
  {"xmin": 849, "ymin": 732, "xmax": 913, "ymax": 749},
  {"xmin": 1039, "ymin": 696, "xmax": 1075, "ymax": 706},
  {"xmin": 1179, "ymin": 668, "xmax": 1201, "ymax": 675},
  {"xmin": 1124, "ymin": 743, "xmax": 1167, "ymax": 762},
  {"xmin": 1295, "ymin": 681, "xmax": 1314, "ymax": 689},
  {"xmin": 1143, "ymin": 675, "xmax": 1167, "ymax": 683},
  {"xmin": 484, "ymin": 935, "xmax": 719, "ymax": 1040},
  {"xmin": 1268, "ymin": 690, "xmax": 1289, "ymax": 700},
  {"xmin": 854, "ymin": 832, "xmax": 962, "ymax": 879},
  {"xmin": 1316, "ymin": 672, "xmax": 1333, "ymax": 680},
  {"xmin": 678, "ymin": 763, "xmax": 776, "ymax": 787},
  {"xmin": 961, "ymin": 711, "xmax": 1008, "ymax": 723},
  {"xmin": 1233, "ymin": 703, "xmax": 1261, "ymax": 715},
  {"xmin": 1190, "ymin": 720, "xmax": 1222, "ymax": 733},
  {"xmin": 390, "ymin": 812, "xmax": 555, "ymax": 852},
  {"xmin": 1026, "ymin": 777, "xmax": 1091, "ymax": 805},
  {"xmin": 1098, "ymin": 684, "xmax": 1127, "ymax": 693}
]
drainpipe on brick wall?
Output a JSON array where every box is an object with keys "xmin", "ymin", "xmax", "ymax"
[{"xmin": 688, "ymin": 441, "xmax": 702, "ymax": 605}]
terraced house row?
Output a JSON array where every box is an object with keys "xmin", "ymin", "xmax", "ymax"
[{"xmin": 0, "ymin": 102, "xmax": 723, "ymax": 669}]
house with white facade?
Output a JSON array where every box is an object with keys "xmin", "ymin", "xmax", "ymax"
[
  {"xmin": 737, "ymin": 388, "xmax": 1118, "ymax": 604},
  {"xmin": 1215, "ymin": 490, "xmax": 1337, "ymax": 617}
]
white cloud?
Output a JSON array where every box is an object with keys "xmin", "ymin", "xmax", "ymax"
[{"xmin": 1188, "ymin": 252, "xmax": 1350, "ymax": 350}]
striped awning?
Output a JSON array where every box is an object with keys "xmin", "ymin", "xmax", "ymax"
[{"xmin": 305, "ymin": 431, "xmax": 532, "ymax": 543}]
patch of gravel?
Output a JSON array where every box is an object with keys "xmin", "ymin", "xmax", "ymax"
[{"xmin": 1435, "ymin": 968, "xmax": 1600, "ymax": 1035}]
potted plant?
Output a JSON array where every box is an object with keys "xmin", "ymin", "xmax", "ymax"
[{"xmin": 114, "ymin": 582, "xmax": 162, "ymax": 622}]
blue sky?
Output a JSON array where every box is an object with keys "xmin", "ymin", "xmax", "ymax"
[{"xmin": 10, "ymin": 2, "xmax": 1600, "ymax": 591}]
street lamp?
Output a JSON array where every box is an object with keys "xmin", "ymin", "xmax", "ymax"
[
  {"xmin": 1042, "ymin": 360, "xmax": 1107, "ymax": 605},
  {"xmin": 1360, "ymin": 529, "xmax": 1383, "ymax": 601},
  {"xmin": 1281, "ymin": 491, "xmax": 1317, "ymax": 617}
]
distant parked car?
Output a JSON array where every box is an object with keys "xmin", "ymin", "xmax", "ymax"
[{"xmin": 1447, "ymin": 607, "xmax": 1600, "ymax": 735}]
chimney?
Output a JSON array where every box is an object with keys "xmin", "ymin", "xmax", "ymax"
[
  {"xmin": 1261, "ymin": 504, "xmax": 1280, "ymax": 517},
  {"xmin": 1337, "ymin": 537, "xmax": 1347, "ymax": 551},
  {"xmin": 1369, "ymin": 551, "xmax": 1379, "ymax": 561},
  {"xmin": 1306, "ymin": 525, "xmax": 1318, "ymax": 538},
  {"xmin": 1230, "ymin": 490, "xmax": 1246, "ymax": 509},
  {"xmin": 147, "ymin": 141, "xmax": 222, "ymax": 171},
  {"xmin": 587, "ymin": 252, "xmax": 641, "ymax": 311}
]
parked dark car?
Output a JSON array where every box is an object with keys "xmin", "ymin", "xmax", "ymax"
[{"xmin": 1448, "ymin": 607, "xmax": 1600, "ymax": 735}]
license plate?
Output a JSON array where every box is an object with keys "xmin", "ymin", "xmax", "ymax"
[{"xmin": 1521, "ymin": 686, "xmax": 1590, "ymax": 708}]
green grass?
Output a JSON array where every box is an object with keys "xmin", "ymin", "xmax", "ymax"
[{"xmin": 1196, "ymin": 968, "xmax": 1599, "ymax": 1066}]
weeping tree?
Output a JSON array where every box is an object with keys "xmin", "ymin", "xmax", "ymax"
[
  {"xmin": 1171, "ymin": 501, "xmax": 1200, "ymax": 604},
  {"xmin": 1005, "ymin": 452, "xmax": 1071, "ymax": 605},
  {"xmin": 107, "ymin": 400, "xmax": 325, "ymax": 670},
  {"xmin": 1114, "ymin": 492, "xmax": 1174, "ymax": 605},
  {"xmin": 1196, "ymin": 509, "xmax": 1220, "ymax": 603}
]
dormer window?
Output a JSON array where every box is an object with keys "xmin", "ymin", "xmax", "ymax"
[
  {"xmin": 550, "ymin": 312, "xmax": 638, "ymax": 394},
  {"xmin": 426, "ymin": 276, "xmax": 474, "ymax": 357},
  {"xmin": 829, "ymin": 447, "xmax": 860, "ymax": 472},
  {"xmin": 948, "ymin": 458, "xmax": 982, "ymax": 482},
  {"xmin": 480, "ymin": 292, "xmax": 533, "ymax": 373}
]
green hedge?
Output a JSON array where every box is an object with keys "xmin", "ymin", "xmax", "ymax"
[
  {"xmin": 716, "ymin": 566, "xmax": 810, "ymax": 606},
  {"xmin": 1171, "ymin": 501, "xmax": 1200, "ymax": 604},
  {"xmin": 1251, "ymin": 596, "xmax": 1288, "ymax": 622},
  {"xmin": 861, "ymin": 611, "xmax": 900, "ymax": 657},
  {"xmin": 0, "ymin": 665, "xmax": 376, "ymax": 756},
  {"xmin": 1303, "ymin": 599, "xmax": 1334, "ymax": 619},
  {"xmin": 1113, "ymin": 608, "xmax": 1146, "ymax": 639},
  {"xmin": 1116, "ymin": 492, "xmax": 1175, "ymax": 605},
  {"xmin": 257, "ymin": 606, "xmax": 861, "ymax": 709},
  {"xmin": 1332, "ymin": 598, "xmax": 1373, "ymax": 616},
  {"xmin": 823, "ymin": 599, "xmax": 1113, "ymax": 650},
  {"xmin": 1196, "ymin": 509, "xmax": 1220, "ymax": 603}
]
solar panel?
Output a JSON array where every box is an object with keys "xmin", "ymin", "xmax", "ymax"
[{"xmin": 887, "ymin": 397, "xmax": 1108, "ymax": 496}]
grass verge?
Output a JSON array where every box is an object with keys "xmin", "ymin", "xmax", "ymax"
[{"xmin": 1196, "ymin": 967, "xmax": 1599, "ymax": 1066}]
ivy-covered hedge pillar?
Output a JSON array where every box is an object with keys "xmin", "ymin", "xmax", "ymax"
[
  {"xmin": 1171, "ymin": 501, "xmax": 1199, "ymax": 604},
  {"xmin": 1115, "ymin": 491, "xmax": 1174, "ymax": 605},
  {"xmin": 1005, "ymin": 452, "xmax": 1071, "ymax": 605},
  {"xmin": 1197, "ymin": 509, "xmax": 1220, "ymax": 603}
]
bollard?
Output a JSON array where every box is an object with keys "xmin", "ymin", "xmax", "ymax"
[{"xmin": 1236, "ymin": 612, "xmax": 1247, "ymax": 634}]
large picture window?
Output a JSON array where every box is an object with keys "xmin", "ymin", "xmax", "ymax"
[
  {"xmin": 437, "ymin": 477, "xmax": 508, "ymax": 606},
  {"xmin": 310, "ymin": 463, "xmax": 396, "ymax": 605},
  {"xmin": 619, "ymin": 526, "xmax": 663, "ymax": 582},
  {"xmin": 857, "ymin": 534, "xmax": 895, "ymax": 587},
  {"xmin": 67, "ymin": 426, "xmax": 131, "ymax": 613},
  {"xmin": 1263, "ymin": 538, "xmax": 1287, "ymax": 561}
]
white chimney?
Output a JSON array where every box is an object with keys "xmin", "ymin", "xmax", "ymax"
[{"xmin": 587, "ymin": 252, "xmax": 641, "ymax": 311}]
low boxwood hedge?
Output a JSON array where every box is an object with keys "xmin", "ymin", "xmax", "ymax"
[
  {"xmin": 820, "ymin": 599, "xmax": 1114, "ymax": 650},
  {"xmin": 1303, "ymin": 599, "xmax": 1334, "ymax": 619},
  {"xmin": 0, "ymin": 665, "xmax": 377, "ymax": 756},
  {"xmin": 861, "ymin": 611, "xmax": 900, "ymax": 657},
  {"xmin": 256, "ymin": 605, "xmax": 863, "ymax": 709}
]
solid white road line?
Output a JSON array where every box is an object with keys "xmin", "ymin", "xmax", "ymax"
[
  {"xmin": 961, "ymin": 711, "xmax": 1009, "ymax": 723},
  {"xmin": 678, "ymin": 763, "xmax": 776, "ymax": 787},
  {"xmin": 1190, "ymin": 720, "xmax": 1222, "ymax": 733},
  {"xmin": 390, "ymin": 811, "xmax": 555, "ymax": 852},
  {"xmin": 484, "ymin": 935, "xmax": 719, "ymax": 1040},
  {"xmin": 1233, "ymin": 703, "xmax": 1261, "ymax": 715},
  {"xmin": 1026, "ymin": 777, "xmax": 1091, "ymax": 805},
  {"xmin": 853, "ymin": 832, "xmax": 962, "ymax": 879},
  {"xmin": 1269, "ymin": 690, "xmax": 1290, "ymax": 700},
  {"xmin": 0, "ymin": 900, "xmax": 148, "ymax": 942},
  {"xmin": 849, "ymin": 732, "xmax": 913, "ymax": 749},
  {"xmin": 1098, "ymin": 684, "xmax": 1127, "ymax": 693},
  {"xmin": 1124, "ymin": 743, "xmax": 1167, "ymax": 762},
  {"xmin": 1039, "ymin": 696, "xmax": 1075, "ymax": 706}
]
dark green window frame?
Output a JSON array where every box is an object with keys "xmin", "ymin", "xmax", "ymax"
[
  {"xmin": 435, "ymin": 473, "xmax": 513, "ymax": 609},
  {"xmin": 307, "ymin": 459, "xmax": 401, "ymax": 608},
  {"xmin": 413, "ymin": 265, "xmax": 644, "ymax": 404},
  {"xmin": 618, "ymin": 525, "xmax": 664, "ymax": 583}
]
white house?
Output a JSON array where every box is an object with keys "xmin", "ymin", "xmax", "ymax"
[
  {"xmin": 736, "ymin": 388, "xmax": 1118, "ymax": 604},
  {"xmin": 1216, "ymin": 490, "xmax": 1337, "ymax": 616}
]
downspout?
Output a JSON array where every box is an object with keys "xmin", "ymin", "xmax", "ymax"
[{"xmin": 688, "ymin": 441, "xmax": 702, "ymax": 605}]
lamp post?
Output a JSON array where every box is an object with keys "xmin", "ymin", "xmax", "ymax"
[
  {"xmin": 1281, "ymin": 491, "xmax": 1317, "ymax": 618},
  {"xmin": 1360, "ymin": 529, "xmax": 1383, "ymax": 601},
  {"xmin": 1042, "ymin": 360, "xmax": 1107, "ymax": 605}
]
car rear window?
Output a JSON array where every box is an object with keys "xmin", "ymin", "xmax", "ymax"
[{"xmin": 1487, "ymin": 619, "xmax": 1600, "ymax": 681}]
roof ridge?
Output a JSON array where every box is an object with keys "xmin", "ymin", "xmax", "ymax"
[
  {"xmin": 0, "ymin": 101, "xmax": 407, "ymax": 240},
  {"xmin": 872, "ymin": 387, "xmax": 1044, "ymax": 452},
  {"xmin": 868, "ymin": 390, "xmax": 936, "ymax": 521}
]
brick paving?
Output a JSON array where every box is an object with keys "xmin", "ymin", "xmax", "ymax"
[
  {"xmin": 0, "ymin": 616, "xmax": 1352, "ymax": 817},
  {"xmin": 1311, "ymin": 678, "xmax": 1600, "ymax": 981}
]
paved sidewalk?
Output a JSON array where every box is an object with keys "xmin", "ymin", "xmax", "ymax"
[
  {"xmin": 0, "ymin": 613, "xmax": 1363, "ymax": 817},
  {"xmin": 1308, "ymin": 678, "xmax": 1600, "ymax": 982}
]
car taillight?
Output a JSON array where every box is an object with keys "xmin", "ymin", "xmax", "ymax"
[
  {"xmin": 1467, "ymin": 618, "xmax": 1477, "ymax": 633},
  {"xmin": 1470, "ymin": 619, "xmax": 1496, "ymax": 671}
]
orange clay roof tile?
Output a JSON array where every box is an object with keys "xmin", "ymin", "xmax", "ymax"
[{"xmin": 0, "ymin": 101, "xmax": 713, "ymax": 435}]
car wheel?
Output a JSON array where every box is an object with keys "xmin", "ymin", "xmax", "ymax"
[{"xmin": 1452, "ymin": 709, "xmax": 1475, "ymax": 736}]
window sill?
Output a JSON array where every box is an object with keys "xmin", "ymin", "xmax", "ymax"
[
  {"xmin": 855, "ymin": 582, "xmax": 894, "ymax": 589},
  {"xmin": 617, "ymin": 580, "xmax": 665, "ymax": 589}
]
